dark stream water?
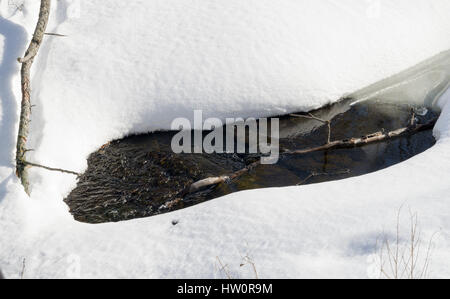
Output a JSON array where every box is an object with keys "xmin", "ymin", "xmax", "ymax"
[{"xmin": 65, "ymin": 98, "xmax": 438, "ymax": 223}]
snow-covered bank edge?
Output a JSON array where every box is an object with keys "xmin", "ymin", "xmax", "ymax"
[
  {"xmin": 1, "ymin": 69, "xmax": 449, "ymax": 279},
  {"xmin": 1, "ymin": 0, "xmax": 450, "ymax": 278}
]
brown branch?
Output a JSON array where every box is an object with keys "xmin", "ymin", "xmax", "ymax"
[
  {"xmin": 20, "ymin": 258, "xmax": 26, "ymax": 279},
  {"xmin": 23, "ymin": 161, "xmax": 81, "ymax": 176},
  {"xmin": 17, "ymin": 48, "xmax": 39, "ymax": 64},
  {"xmin": 283, "ymin": 118, "xmax": 437, "ymax": 155},
  {"xmin": 182, "ymin": 160, "xmax": 260, "ymax": 196},
  {"xmin": 16, "ymin": 1, "xmax": 51, "ymax": 63},
  {"xmin": 44, "ymin": 32, "xmax": 67, "ymax": 37},
  {"xmin": 16, "ymin": 0, "xmax": 51, "ymax": 195},
  {"xmin": 216, "ymin": 257, "xmax": 232, "ymax": 279},
  {"xmin": 188, "ymin": 176, "xmax": 230, "ymax": 194},
  {"xmin": 185, "ymin": 117, "xmax": 437, "ymax": 196}
]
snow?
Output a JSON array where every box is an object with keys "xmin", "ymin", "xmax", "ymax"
[{"xmin": 0, "ymin": 0, "xmax": 450, "ymax": 278}]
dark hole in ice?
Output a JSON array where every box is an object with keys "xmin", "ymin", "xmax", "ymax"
[{"xmin": 64, "ymin": 98, "xmax": 438, "ymax": 223}]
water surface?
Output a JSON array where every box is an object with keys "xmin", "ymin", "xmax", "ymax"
[{"xmin": 65, "ymin": 98, "xmax": 437, "ymax": 223}]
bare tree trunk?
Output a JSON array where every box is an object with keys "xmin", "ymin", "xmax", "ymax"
[{"xmin": 16, "ymin": 0, "xmax": 51, "ymax": 195}]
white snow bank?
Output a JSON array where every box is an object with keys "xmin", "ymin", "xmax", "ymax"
[
  {"xmin": 29, "ymin": 0, "xmax": 450, "ymax": 175},
  {"xmin": 0, "ymin": 0, "xmax": 449, "ymax": 278}
]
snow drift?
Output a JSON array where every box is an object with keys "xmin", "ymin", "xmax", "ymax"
[{"xmin": 0, "ymin": 0, "xmax": 450, "ymax": 278}]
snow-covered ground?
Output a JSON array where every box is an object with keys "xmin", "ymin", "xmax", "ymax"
[{"xmin": 0, "ymin": 0, "xmax": 450, "ymax": 278}]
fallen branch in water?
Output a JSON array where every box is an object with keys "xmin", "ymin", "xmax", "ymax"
[
  {"xmin": 185, "ymin": 115, "xmax": 437, "ymax": 196},
  {"xmin": 188, "ymin": 176, "xmax": 230, "ymax": 194},
  {"xmin": 16, "ymin": 0, "xmax": 51, "ymax": 195},
  {"xmin": 181, "ymin": 160, "xmax": 260, "ymax": 196},
  {"xmin": 283, "ymin": 117, "xmax": 436, "ymax": 156}
]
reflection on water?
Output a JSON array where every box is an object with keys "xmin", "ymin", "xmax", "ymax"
[{"xmin": 349, "ymin": 50, "xmax": 450, "ymax": 109}]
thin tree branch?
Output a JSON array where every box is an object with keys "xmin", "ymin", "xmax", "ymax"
[
  {"xmin": 185, "ymin": 116, "xmax": 437, "ymax": 196},
  {"xmin": 20, "ymin": 258, "xmax": 26, "ymax": 279},
  {"xmin": 216, "ymin": 257, "xmax": 232, "ymax": 279},
  {"xmin": 283, "ymin": 118, "xmax": 436, "ymax": 156},
  {"xmin": 16, "ymin": 0, "xmax": 51, "ymax": 195},
  {"xmin": 23, "ymin": 161, "xmax": 80, "ymax": 176},
  {"xmin": 44, "ymin": 32, "xmax": 67, "ymax": 37}
]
